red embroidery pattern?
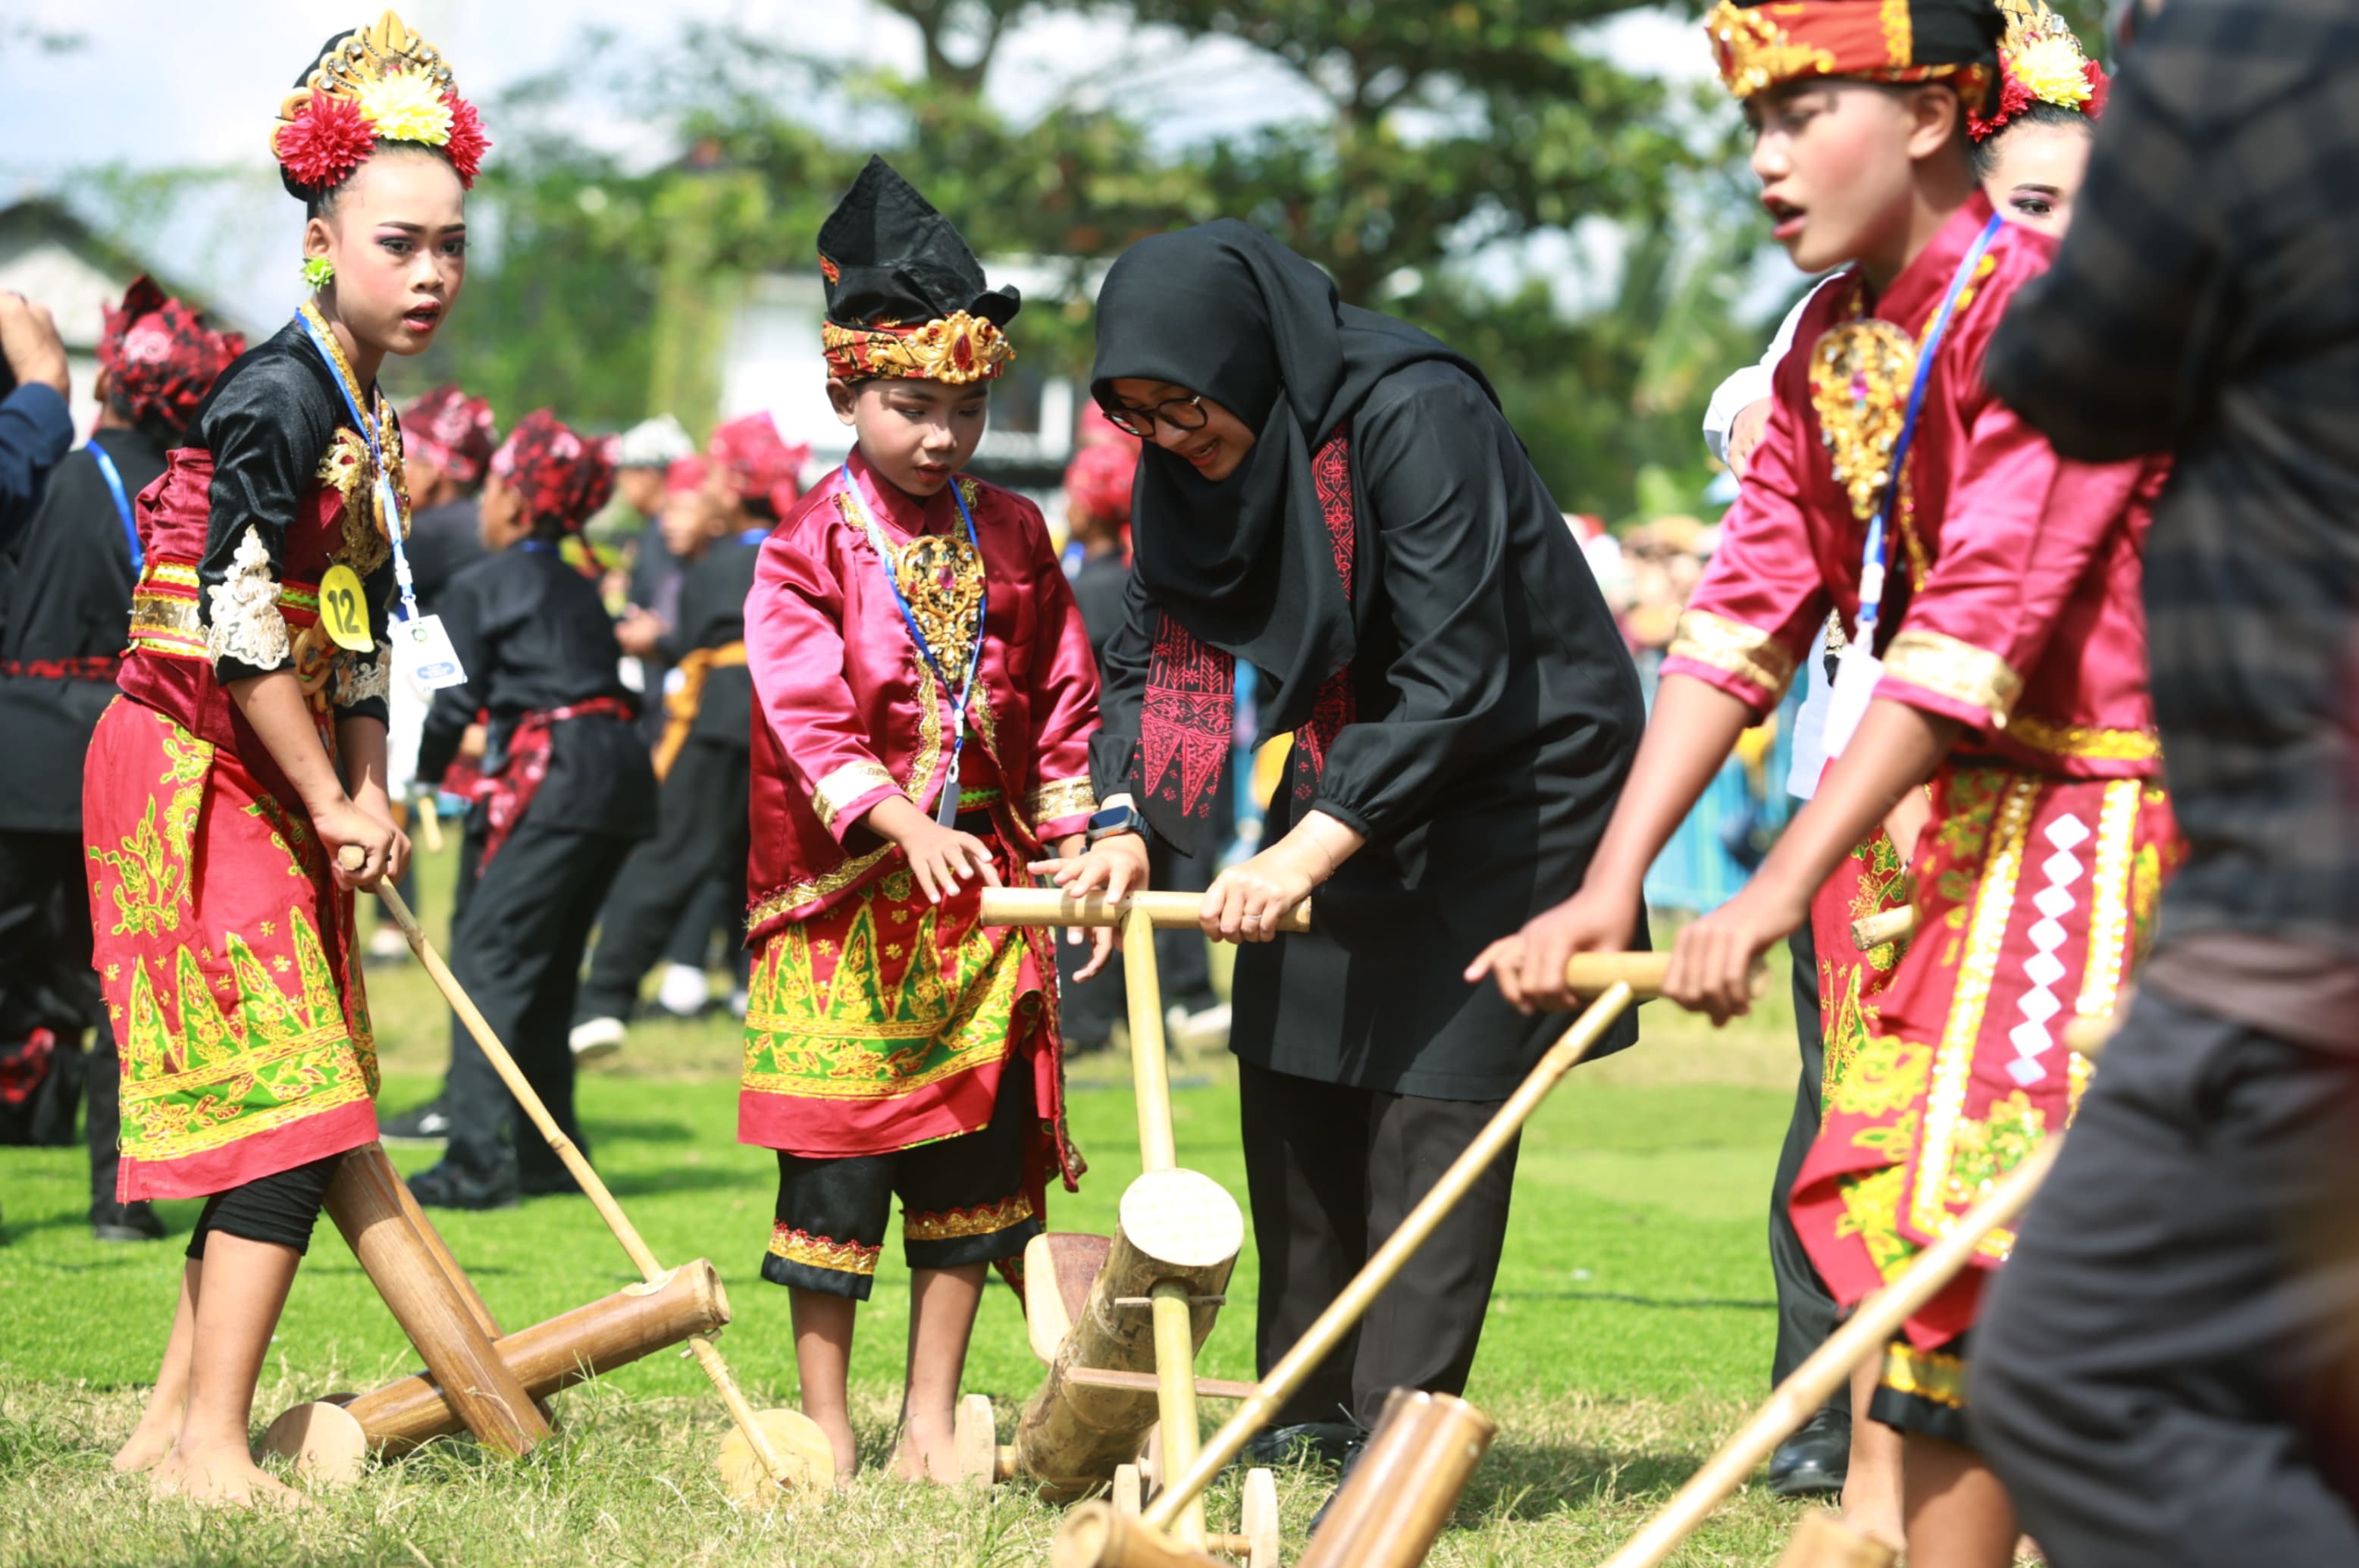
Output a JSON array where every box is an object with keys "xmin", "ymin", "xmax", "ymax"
[
  {"xmin": 471, "ymin": 696, "xmax": 635, "ymax": 868},
  {"xmin": 1139, "ymin": 427, "xmax": 1358, "ymax": 825},
  {"xmin": 0, "ymin": 656, "xmax": 121, "ymax": 681}
]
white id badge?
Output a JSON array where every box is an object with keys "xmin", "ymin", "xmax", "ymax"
[
  {"xmin": 1819, "ymin": 640, "xmax": 1884, "ymax": 771},
  {"xmin": 394, "ymin": 614, "xmax": 467, "ymax": 694}
]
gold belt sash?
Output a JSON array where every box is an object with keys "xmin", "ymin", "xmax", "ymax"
[{"xmin": 654, "ymin": 640, "xmax": 750, "ymax": 781}]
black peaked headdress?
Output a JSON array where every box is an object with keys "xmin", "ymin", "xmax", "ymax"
[{"xmin": 817, "ymin": 156, "xmax": 1018, "ymax": 383}]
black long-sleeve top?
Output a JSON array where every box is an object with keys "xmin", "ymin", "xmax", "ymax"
[
  {"xmin": 669, "ymin": 530, "xmax": 765, "ymax": 750},
  {"xmin": 406, "ymin": 498, "xmax": 487, "ymax": 616},
  {"xmin": 1093, "ymin": 361, "xmax": 1648, "ymax": 1097},
  {"xmin": 0, "ymin": 426, "xmax": 164, "ymax": 833},
  {"xmin": 418, "ymin": 542, "xmax": 654, "ymax": 838},
  {"xmin": 0, "ymin": 382, "xmax": 74, "ymax": 551}
]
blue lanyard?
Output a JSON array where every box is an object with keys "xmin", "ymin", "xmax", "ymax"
[
  {"xmin": 736, "ymin": 527, "xmax": 770, "ymax": 546},
  {"xmin": 87, "ymin": 440, "xmax": 140, "ymax": 571},
  {"xmin": 839, "ymin": 463, "xmax": 988, "ymax": 824},
  {"xmin": 1856, "ymin": 212, "xmax": 2004, "ymax": 642},
  {"xmin": 295, "ymin": 305, "xmax": 418, "ymax": 623},
  {"xmin": 518, "ymin": 538, "xmax": 557, "ymax": 555}
]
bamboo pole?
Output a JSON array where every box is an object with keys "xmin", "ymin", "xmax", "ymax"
[
  {"xmin": 1299, "ymin": 1391, "xmax": 1497, "ymax": 1568},
  {"xmin": 1123, "ymin": 906, "xmax": 1180, "ymax": 1173},
  {"xmin": 979, "ymin": 887, "xmax": 1312, "ymax": 935},
  {"xmin": 321, "ymin": 1144, "xmax": 547, "ymax": 1455},
  {"xmin": 1133, "ymin": 983, "xmax": 1638, "ymax": 1535},
  {"xmin": 1850, "ymin": 905, "xmax": 1916, "ymax": 952},
  {"xmin": 368, "ymin": 869, "xmax": 801, "ymax": 1494},
  {"xmin": 1053, "ymin": 1504, "xmax": 1232, "ymax": 1568},
  {"xmin": 1151, "ymin": 1280, "xmax": 1206, "ymax": 1546},
  {"xmin": 1596, "ymin": 1135, "xmax": 2063, "ymax": 1568}
]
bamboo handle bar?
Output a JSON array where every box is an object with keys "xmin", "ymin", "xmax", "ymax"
[
  {"xmin": 979, "ymin": 887, "xmax": 1313, "ymax": 935},
  {"xmin": 1850, "ymin": 905, "xmax": 1916, "ymax": 952},
  {"xmin": 1139, "ymin": 984, "xmax": 1637, "ymax": 1532},
  {"xmin": 1597, "ymin": 1135, "xmax": 2065, "ymax": 1568},
  {"xmin": 373, "ymin": 881, "xmax": 797, "ymax": 1494}
]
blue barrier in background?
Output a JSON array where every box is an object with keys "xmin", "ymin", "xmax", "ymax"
[{"xmin": 1638, "ymin": 649, "xmax": 1802, "ymax": 914}]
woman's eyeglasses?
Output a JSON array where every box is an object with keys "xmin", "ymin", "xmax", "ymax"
[{"xmin": 1102, "ymin": 394, "xmax": 1208, "ymax": 438}]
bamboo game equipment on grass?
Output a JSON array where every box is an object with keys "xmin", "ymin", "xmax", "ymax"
[
  {"xmin": 271, "ymin": 853, "xmax": 834, "ymax": 1501},
  {"xmin": 966, "ymin": 889, "xmax": 1278, "ymax": 1563}
]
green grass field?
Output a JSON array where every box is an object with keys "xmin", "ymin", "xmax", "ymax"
[{"xmin": 0, "ymin": 847, "xmax": 1834, "ymax": 1566}]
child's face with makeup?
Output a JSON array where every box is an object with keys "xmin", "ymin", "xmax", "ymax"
[
  {"xmin": 305, "ymin": 149, "xmax": 468, "ymax": 357},
  {"xmin": 1980, "ymin": 119, "xmax": 2092, "ymax": 236},
  {"xmin": 831, "ymin": 377, "xmax": 989, "ymax": 499}
]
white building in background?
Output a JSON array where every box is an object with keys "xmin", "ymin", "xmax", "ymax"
[
  {"xmin": 717, "ymin": 255, "xmax": 1107, "ymax": 495},
  {"xmin": 0, "ymin": 199, "xmax": 255, "ymax": 439}
]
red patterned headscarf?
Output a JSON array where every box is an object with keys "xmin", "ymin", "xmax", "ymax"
[
  {"xmin": 404, "ymin": 384, "xmax": 498, "ymax": 485},
  {"xmin": 1708, "ymin": 0, "xmax": 2002, "ymax": 105},
  {"xmin": 99, "ymin": 277, "xmax": 243, "ymax": 437},
  {"xmin": 706, "ymin": 412, "xmax": 810, "ymax": 518},
  {"xmin": 490, "ymin": 409, "xmax": 615, "ymax": 537},
  {"xmin": 1064, "ymin": 439, "xmax": 1139, "ymax": 529},
  {"xmin": 665, "ymin": 454, "xmax": 713, "ymax": 495}
]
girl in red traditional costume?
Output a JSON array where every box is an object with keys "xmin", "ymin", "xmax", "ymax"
[
  {"xmin": 1478, "ymin": 3, "xmax": 2172, "ymax": 1563},
  {"xmin": 740, "ymin": 156, "xmax": 1102, "ymax": 1483},
  {"xmin": 401, "ymin": 413, "xmax": 653, "ymax": 1210},
  {"xmin": 84, "ymin": 11, "xmax": 486, "ymax": 1504}
]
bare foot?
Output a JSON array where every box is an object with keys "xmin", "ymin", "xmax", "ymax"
[
  {"xmin": 152, "ymin": 1441, "xmax": 312, "ymax": 1509},
  {"xmin": 111, "ymin": 1419, "xmax": 180, "ymax": 1473},
  {"xmin": 889, "ymin": 1422, "xmax": 956, "ymax": 1484}
]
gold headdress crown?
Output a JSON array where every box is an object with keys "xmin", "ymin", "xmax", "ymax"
[{"xmin": 270, "ymin": 10, "xmax": 487, "ymax": 191}]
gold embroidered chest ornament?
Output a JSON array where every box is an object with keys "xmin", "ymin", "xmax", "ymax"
[{"xmin": 1809, "ymin": 317, "xmax": 1919, "ymax": 525}]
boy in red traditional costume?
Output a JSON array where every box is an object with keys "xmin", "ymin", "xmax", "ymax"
[
  {"xmin": 83, "ymin": 11, "xmax": 486, "ymax": 1504},
  {"xmin": 741, "ymin": 156, "xmax": 1102, "ymax": 1482},
  {"xmin": 403, "ymin": 413, "xmax": 653, "ymax": 1210},
  {"xmin": 1472, "ymin": 3, "xmax": 2174, "ymax": 1562}
]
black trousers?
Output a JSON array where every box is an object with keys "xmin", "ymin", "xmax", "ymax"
[
  {"xmin": 578, "ymin": 737, "xmax": 751, "ymax": 1021},
  {"xmin": 0, "ymin": 828, "xmax": 124, "ymax": 1196},
  {"xmin": 1057, "ymin": 834, "xmax": 1222, "ymax": 1044},
  {"xmin": 1770, "ymin": 917, "xmax": 1846, "ymax": 1407},
  {"xmin": 1239, "ymin": 1059, "xmax": 1520, "ymax": 1431},
  {"xmin": 1972, "ymin": 988, "xmax": 2359, "ymax": 1566},
  {"xmin": 443, "ymin": 820, "xmax": 635, "ymax": 1185}
]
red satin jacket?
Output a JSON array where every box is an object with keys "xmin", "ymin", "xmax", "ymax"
[
  {"xmin": 743, "ymin": 452, "xmax": 1100, "ymax": 943},
  {"xmin": 1666, "ymin": 196, "xmax": 2169, "ymax": 778}
]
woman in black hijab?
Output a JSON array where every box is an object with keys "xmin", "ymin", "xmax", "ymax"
[{"xmin": 1045, "ymin": 220, "xmax": 1648, "ymax": 1460}]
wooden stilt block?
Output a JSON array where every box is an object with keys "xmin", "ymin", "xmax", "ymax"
[
  {"xmin": 258, "ymin": 1400, "xmax": 369, "ymax": 1488},
  {"xmin": 1052, "ymin": 1502, "xmax": 1233, "ymax": 1568},
  {"xmin": 323, "ymin": 1142, "xmax": 547, "ymax": 1456},
  {"xmin": 1016, "ymin": 1169, "xmax": 1244, "ymax": 1500},
  {"xmin": 1775, "ymin": 1513, "xmax": 1898, "ymax": 1568},
  {"xmin": 1302, "ymin": 1391, "xmax": 1496, "ymax": 1568},
  {"xmin": 1240, "ymin": 1466, "xmax": 1282, "ymax": 1568},
  {"xmin": 342, "ymin": 1258, "xmax": 729, "ymax": 1451}
]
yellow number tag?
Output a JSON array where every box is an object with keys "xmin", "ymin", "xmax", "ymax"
[{"xmin": 318, "ymin": 564, "xmax": 374, "ymax": 653}]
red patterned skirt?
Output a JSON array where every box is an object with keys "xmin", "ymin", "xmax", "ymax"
[
  {"xmin": 738, "ymin": 825, "xmax": 1079, "ymax": 1223},
  {"xmin": 1792, "ymin": 765, "xmax": 2179, "ymax": 1348},
  {"xmin": 1812, "ymin": 828, "xmax": 1911, "ymax": 1103},
  {"xmin": 83, "ymin": 697, "xmax": 380, "ymax": 1201}
]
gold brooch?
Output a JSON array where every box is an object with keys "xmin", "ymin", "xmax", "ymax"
[{"xmin": 1809, "ymin": 319, "xmax": 1917, "ymax": 523}]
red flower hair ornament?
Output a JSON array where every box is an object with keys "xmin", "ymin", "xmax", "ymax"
[{"xmin": 271, "ymin": 11, "xmax": 490, "ymax": 196}]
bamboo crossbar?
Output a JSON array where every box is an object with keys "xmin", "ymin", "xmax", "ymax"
[
  {"xmin": 1850, "ymin": 905, "xmax": 1916, "ymax": 952},
  {"xmin": 1139, "ymin": 984, "xmax": 1638, "ymax": 1532},
  {"xmin": 979, "ymin": 887, "xmax": 1314, "ymax": 934},
  {"xmin": 371, "ymin": 874, "xmax": 797, "ymax": 1494}
]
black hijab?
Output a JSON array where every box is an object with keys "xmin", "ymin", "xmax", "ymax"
[{"xmin": 1090, "ymin": 221, "xmax": 1495, "ymax": 736}]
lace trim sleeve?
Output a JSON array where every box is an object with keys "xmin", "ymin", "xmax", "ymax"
[{"xmin": 203, "ymin": 525, "xmax": 291, "ymax": 671}]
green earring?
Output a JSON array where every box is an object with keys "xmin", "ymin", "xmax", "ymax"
[{"xmin": 302, "ymin": 255, "xmax": 335, "ymax": 289}]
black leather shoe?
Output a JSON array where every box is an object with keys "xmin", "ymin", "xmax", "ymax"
[
  {"xmin": 1767, "ymin": 1406, "xmax": 1850, "ymax": 1498},
  {"xmin": 1241, "ymin": 1418, "xmax": 1362, "ymax": 1467},
  {"xmin": 406, "ymin": 1160, "xmax": 519, "ymax": 1210},
  {"xmin": 380, "ymin": 1100, "xmax": 453, "ymax": 1143},
  {"xmin": 89, "ymin": 1197, "xmax": 165, "ymax": 1242}
]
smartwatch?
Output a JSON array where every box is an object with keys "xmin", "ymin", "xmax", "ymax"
[{"xmin": 1086, "ymin": 802, "xmax": 1148, "ymax": 844}]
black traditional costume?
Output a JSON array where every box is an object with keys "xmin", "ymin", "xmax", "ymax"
[
  {"xmin": 408, "ymin": 413, "xmax": 653, "ymax": 1207},
  {"xmin": 1089, "ymin": 221, "xmax": 1647, "ymax": 1429}
]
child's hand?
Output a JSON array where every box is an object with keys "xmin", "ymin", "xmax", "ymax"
[
  {"xmin": 1026, "ymin": 834, "xmax": 1143, "ymax": 981},
  {"xmin": 881, "ymin": 813, "xmax": 1001, "ymax": 904}
]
